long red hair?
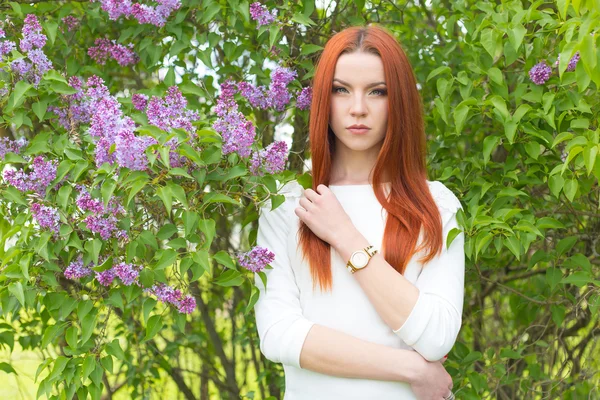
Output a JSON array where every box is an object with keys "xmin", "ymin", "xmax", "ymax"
[{"xmin": 298, "ymin": 24, "xmax": 444, "ymax": 293}]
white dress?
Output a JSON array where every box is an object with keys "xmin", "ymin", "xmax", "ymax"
[{"xmin": 253, "ymin": 179, "xmax": 465, "ymax": 400}]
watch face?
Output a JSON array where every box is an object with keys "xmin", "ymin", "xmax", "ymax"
[{"xmin": 351, "ymin": 251, "xmax": 368, "ymax": 268}]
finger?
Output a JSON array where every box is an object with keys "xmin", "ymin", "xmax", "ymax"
[
  {"xmin": 294, "ymin": 206, "xmax": 308, "ymax": 219},
  {"xmin": 303, "ymin": 189, "xmax": 320, "ymax": 203},
  {"xmin": 299, "ymin": 197, "xmax": 313, "ymax": 211},
  {"xmin": 316, "ymin": 184, "xmax": 329, "ymax": 194}
]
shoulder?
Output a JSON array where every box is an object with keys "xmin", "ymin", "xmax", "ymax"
[{"xmin": 426, "ymin": 180, "xmax": 462, "ymax": 214}]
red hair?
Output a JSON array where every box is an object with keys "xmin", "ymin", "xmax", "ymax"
[{"xmin": 298, "ymin": 24, "xmax": 444, "ymax": 293}]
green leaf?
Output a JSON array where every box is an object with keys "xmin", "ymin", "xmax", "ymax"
[
  {"xmin": 426, "ymin": 66, "xmax": 452, "ymax": 82},
  {"xmin": 143, "ymin": 315, "xmax": 163, "ymax": 342},
  {"xmin": 49, "ymin": 80, "xmax": 78, "ymax": 94},
  {"xmin": 508, "ymin": 24, "xmax": 526, "ymax": 52},
  {"xmin": 101, "ymin": 178, "xmax": 117, "ymax": 209},
  {"xmin": 154, "ymin": 249, "xmax": 177, "ymax": 270},
  {"xmin": 546, "ymin": 267, "xmax": 562, "ymax": 290},
  {"xmin": 57, "ymin": 184, "xmax": 72, "ymax": 210},
  {"xmin": 156, "ymin": 185, "xmax": 173, "ymax": 215},
  {"xmin": 65, "ymin": 326, "xmax": 78, "ymax": 349},
  {"xmin": 191, "ymin": 250, "xmax": 211, "ymax": 281},
  {"xmin": 214, "ymin": 270, "xmax": 244, "ymax": 287},
  {"xmin": 563, "ymin": 179, "xmax": 578, "ymax": 201},
  {"xmin": 142, "ymin": 297, "xmax": 156, "ymax": 323},
  {"xmin": 157, "ymin": 223, "xmax": 178, "ymax": 240},
  {"xmin": 556, "ymin": 236, "xmax": 577, "ymax": 257},
  {"xmin": 453, "ymin": 103, "xmax": 469, "ymax": 134},
  {"xmin": 8, "ymin": 282, "xmax": 25, "ymax": 307},
  {"xmin": 244, "ymin": 285, "xmax": 260, "ymax": 315},
  {"xmin": 203, "ymin": 192, "xmax": 241, "ymax": 206},
  {"xmin": 80, "ymin": 313, "xmax": 97, "ymax": 345},
  {"xmin": 561, "ymin": 272, "xmax": 592, "ymax": 287},
  {"xmin": 168, "ymin": 182, "xmax": 188, "ymax": 208},
  {"xmin": 0, "ymin": 362, "xmax": 17, "ymax": 375},
  {"xmin": 291, "ymin": 12, "xmax": 316, "ymax": 25},
  {"xmin": 106, "ymin": 339, "xmax": 126, "ymax": 361},
  {"xmin": 82, "ymin": 356, "xmax": 95, "ymax": 382},
  {"xmin": 300, "ymin": 44, "xmax": 324, "ymax": 55},
  {"xmin": 32, "ymin": 100, "xmax": 48, "ymax": 121},
  {"xmin": 84, "ymin": 239, "xmax": 102, "ymax": 265},
  {"xmin": 213, "ymin": 250, "xmax": 237, "ymax": 270},
  {"xmin": 41, "ymin": 323, "xmax": 67, "ymax": 348},
  {"xmin": 11, "ymin": 81, "xmax": 33, "ymax": 109},
  {"xmin": 127, "ymin": 176, "xmax": 148, "ymax": 206}
]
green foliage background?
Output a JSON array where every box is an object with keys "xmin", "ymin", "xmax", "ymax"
[{"xmin": 0, "ymin": 0, "xmax": 598, "ymax": 399}]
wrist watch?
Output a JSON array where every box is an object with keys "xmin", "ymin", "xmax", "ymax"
[{"xmin": 346, "ymin": 245, "xmax": 378, "ymax": 274}]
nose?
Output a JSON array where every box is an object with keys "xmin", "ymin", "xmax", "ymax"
[{"xmin": 350, "ymin": 92, "xmax": 367, "ymax": 117}]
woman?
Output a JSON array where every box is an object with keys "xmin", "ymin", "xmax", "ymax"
[{"xmin": 254, "ymin": 24, "xmax": 464, "ymax": 400}]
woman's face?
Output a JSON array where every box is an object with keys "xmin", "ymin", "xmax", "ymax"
[{"xmin": 329, "ymin": 51, "xmax": 388, "ymax": 153}]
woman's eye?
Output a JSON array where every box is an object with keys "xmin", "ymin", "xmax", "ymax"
[{"xmin": 332, "ymin": 86, "xmax": 386, "ymax": 96}]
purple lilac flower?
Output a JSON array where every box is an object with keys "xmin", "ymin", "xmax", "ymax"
[
  {"xmin": 212, "ymin": 80, "xmax": 257, "ymax": 158},
  {"xmin": 529, "ymin": 62, "xmax": 552, "ymax": 85},
  {"xmin": 296, "ymin": 86, "xmax": 312, "ymax": 110},
  {"xmin": 0, "ymin": 137, "xmax": 28, "ymax": 159},
  {"xmin": 114, "ymin": 130, "xmax": 157, "ymax": 171},
  {"xmin": 146, "ymin": 86, "xmax": 200, "ymax": 134},
  {"xmin": 132, "ymin": 93, "xmax": 148, "ymax": 110},
  {"xmin": 64, "ymin": 256, "xmax": 93, "ymax": 280},
  {"xmin": 237, "ymin": 81, "xmax": 271, "ymax": 109},
  {"xmin": 269, "ymin": 67, "xmax": 297, "ymax": 111},
  {"xmin": 0, "ymin": 28, "xmax": 4, "ymax": 39},
  {"xmin": 76, "ymin": 186, "xmax": 127, "ymax": 240},
  {"xmin": 0, "ymin": 40, "xmax": 16, "ymax": 62},
  {"xmin": 96, "ymin": 268, "xmax": 116, "ymax": 286},
  {"xmin": 19, "ymin": 15, "xmax": 46, "ymax": 53},
  {"xmin": 10, "ymin": 59, "xmax": 32, "ymax": 78},
  {"xmin": 249, "ymin": 2, "xmax": 278, "ymax": 26},
  {"xmin": 554, "ymin": 51, "xmax": 580, "ymax": 72},
  {"xmin": 113, "ymin": 262, "xmax": 141, "ymax": 285},
  {"xmin": 3, "ymin": 156, "xmax": 57, "ymax": 195},
  {"xmin": 92, "ymin": 0, "xmax": 181, "ymax": 27},
  {"xmin": 88, "ymin": 38, "xmax": 139, "ymax": 66},
  {"xmin": 177, "ymin": 295, "xmax": 196, "ymax": 314},
  {"xmin": 249, "ymin": 141, "xmax": 288, "ymax": 176},
  {"xmin": 237, "ymin": 246, "xmax": 275, "ymax": 273},
  {"xmin": 148, "ymin": 283, "xmax": 182, "ymax": 304},
  {"xmin": 48, "ymin": 76, "xmax": 95, "ymax": 130},
  {"xmin": 60, "ymin": 16, "xmax": 80, "ymax": 32},
  {"xmin": 30, "ymin": 203, "xmax": 60, "ymax": 234}
]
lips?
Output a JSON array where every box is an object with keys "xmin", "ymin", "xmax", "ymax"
[{"xmin": 347, "ymin": 127, "xmax": 370, "ymax": 134}]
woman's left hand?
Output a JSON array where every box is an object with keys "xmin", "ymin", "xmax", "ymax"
[{"xmin": 294, "ymin": 184, "xmax": 357, "ymax": 248}]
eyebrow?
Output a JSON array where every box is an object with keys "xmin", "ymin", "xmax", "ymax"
[{"xmin": 333, "ymin": 78, "xmax": 387, "ymax": 88}]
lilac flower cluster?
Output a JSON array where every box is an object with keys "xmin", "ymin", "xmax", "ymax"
[
  {"xmin": 112, "ymin": 262, "xmax": 142, "ymax": 285},
  {"xmin": 60, "ymin": 16, "xmax": 80, "ymax": 33},
  {"xmin": 132, "ymin": 93, "xmax": 149, "ymax": 110},
  {"xmin": 76, "ymin": 185, "xmax": 128, "ymax": 240},
  {"xmin": 554, "ymin": 51, "xmax": 580, "ymax": 72},
  {"xmin": 64, "ymin": 256, "xmax": 93, "ymax": 280},
  {"xmin": 236, "ymin": 246, "xmax": 275, "ymax": 273},
  {"xmin": 30, "ymin": 203, "xmax": 60, "ymax": 234},
  {"xmin": 146, "ymin": 282, "xmax": 196, "ymax": 314},
  {"xmin": 249, "ymin": 140, "xmax": 288, "ymax": 176},
  {"xmin": 145, "ymin": 86, "xmax": 200, "ymax": 134},
  {"xmin": 91, "ymin": 0, "xmax": 181, "ymax": 27},
  {"xmin": 48, "ymin": 76, "xmax": 95, "ymax": 130},
  {"xmin": 0, "ymin": 137, "xmax": 28, "ymax": 160},
  {"xmin": 296, "ymin": 86, "xmax": 312, "ymax": 110},
  {"xmin": 236, "ymin": 67, "xmax": 298, "ymax": 112},
  {"xmin": 529, "ymin": 51, "xmax": 581, "ymax": 85},
  {"xmin": 212, "ymin": 80, "xmax": 257, "ymax": 158},
  {"xmin": 88, "ymin": 38, "xmax": 139, "ymax": 66},
  {"xmin": 96, "ymin": 268, "xmax": 116, "ymax": 286},
  {"xmin": 249, "ymin": 2, "xmax": 278, "ymax": 27},
  {"xmin": 8, "ymin": 15, "xmax": 53, "ymax": 87},
  {"xmin": 0, "ymin": 27, "xmax": 16, "ymax": 63},
  {"xmin": 3, "ymin": 156, "xmax": 57, "ymax": 195}
]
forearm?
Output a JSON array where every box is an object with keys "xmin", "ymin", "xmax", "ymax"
[{"xmin": 299, "ymin": 323, "xmax": 421, "ymax": 383}]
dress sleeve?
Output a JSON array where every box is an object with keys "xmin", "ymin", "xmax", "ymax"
[
  {"xmin": 392, "ymin": 181, "xmax": 465, "ymax": 362},
  {"xmin": 253, "ymin": 181, "xmax": 315, "ymax": 369}
]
